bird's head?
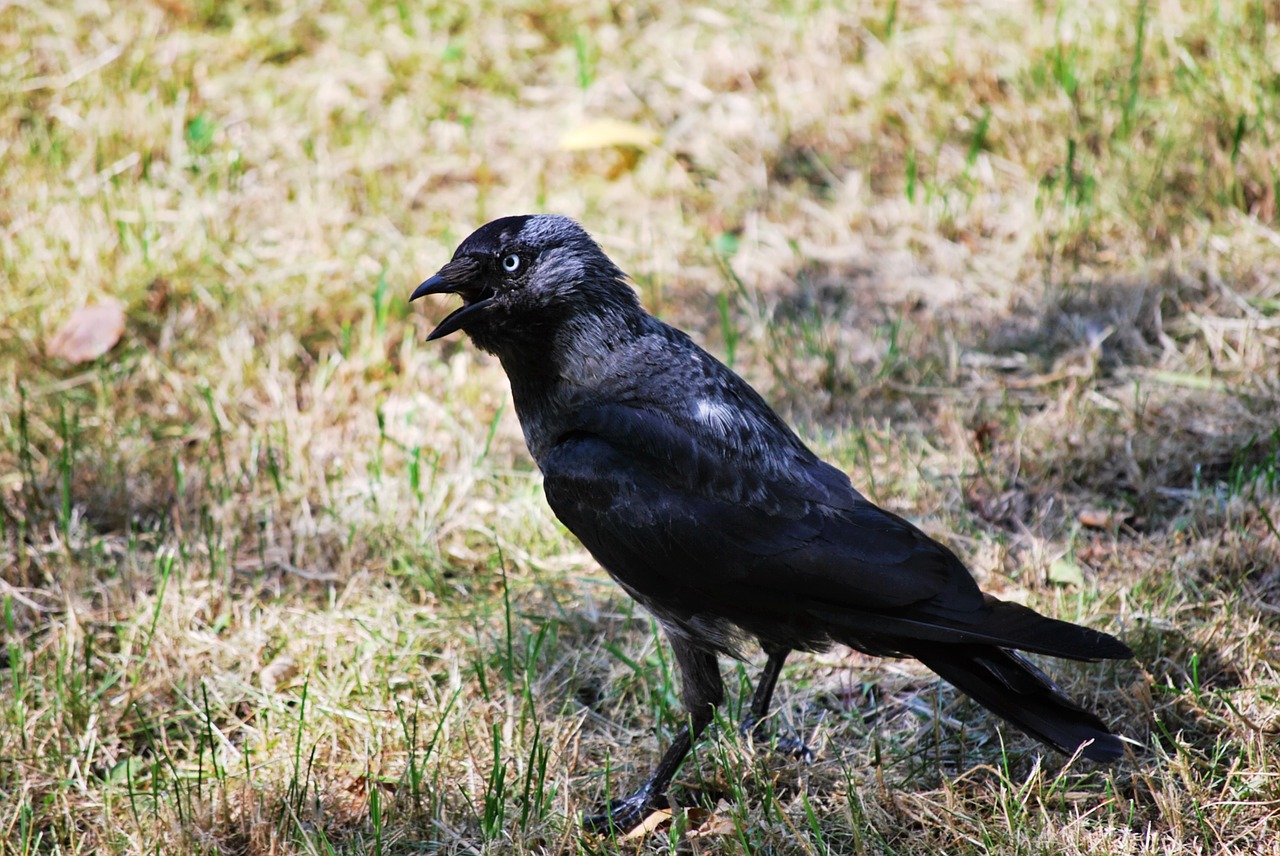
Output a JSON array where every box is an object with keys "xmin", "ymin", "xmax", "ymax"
[{"xmin": 411, "ymin": 215, "xmax": 640, "ymax": 357}]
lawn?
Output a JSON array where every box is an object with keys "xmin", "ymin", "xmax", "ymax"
[{"xmin": 2, "ymin": 0, "xmax": 1278, "ymax": 853}]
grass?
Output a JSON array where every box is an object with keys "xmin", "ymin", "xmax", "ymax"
[{"xmin": 2, "ymin": 0, "xmax": 1279, "ymax": 852}]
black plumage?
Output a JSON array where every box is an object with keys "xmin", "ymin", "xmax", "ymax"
[{"xmin": 411, "ymin": 215, "xmax": 1132, "ymax": 830}]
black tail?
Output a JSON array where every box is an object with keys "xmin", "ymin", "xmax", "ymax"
[
  {"xmin": 811, "ymin": 599, "xmax": 1133, "ymax": 663},
  {"xmin": 913, "ymin": 644, "xmax": 1126, "ymax": 762}
]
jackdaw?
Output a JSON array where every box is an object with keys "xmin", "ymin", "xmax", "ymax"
[{"xmin": 411, "ymin": 214, "xmax": 1132, "ymax": 831}]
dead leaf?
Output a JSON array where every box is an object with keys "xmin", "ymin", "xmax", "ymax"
[
  {"xmin": 559, "ymin": 118, "xmax": 660, "ymax": 151},
  {"xmin": 1077, "ymin": 541, "xmax": 1111, "ymax": 563},
  {"xmin": 619, "ymin": 807, "xmax": 672, "ymax": 840},
  {"xmin": 345, "ymin": 774, "xmax": 398, "ymax": 795},
  {"xmin": 47, "ymin": 300, "xmax": 126, "ymax": 363},
  {"xmin": 259, "ymin": 655, "xmax": 298, "ymax": 692},
  {"xmin": 1078, "ymin": 507, "xmax": 1129, "ymax": 529},
  {"xmin": 972, "ymin": 419, "xmax": 1000, "ymax": 453},
  {"xmin": 687, "ymin": 802, "xmax": 736, "ymax": 838}
]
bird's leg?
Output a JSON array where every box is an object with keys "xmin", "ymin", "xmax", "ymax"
[
  {"xmin": 739, "ymin": 647, "xmax": 812, "ymax": 761},
  {"xmin": 741, "ymin": 647, "xmax": 788, "ymax": 738},
  {"xmin": 583, "ymin": 638, "xmax": 723, "ymax": 833}
]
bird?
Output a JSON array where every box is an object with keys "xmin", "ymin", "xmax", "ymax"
[{"xmin": 411, "ymin": 214, "xmax": 1132, "ymax": 832}]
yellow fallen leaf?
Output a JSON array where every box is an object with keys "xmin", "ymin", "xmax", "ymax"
[
  {"xmin": 618, "ymin": 807, "xmax": 672, "ymax": 840},
  {"xmin": 1048, "ymin": 557, "xmax": 1085, "ymax": 587},
  {"xmin": 47, "ymin": 299, "xmax": 126, "ymax": 363},
  {"xmin": 559, "ymin": 118, "xmax": 660, "ymax": 151}
]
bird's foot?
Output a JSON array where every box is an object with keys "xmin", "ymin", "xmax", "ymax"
[
  {"xmin": 771, "ymin": 732, "xmax": 815, "ymax": 762},
  {"xmin": 581, "ymin": 787, "xmax": 667, "ymax": 834},
  {"xmin": 739, "ymin": 715, "xmax": 814, "ymax": 762}
]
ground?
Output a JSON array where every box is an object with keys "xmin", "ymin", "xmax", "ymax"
[{"xmin": 2, "ymin": 0, "xmax": 1279, "ymax": 853}]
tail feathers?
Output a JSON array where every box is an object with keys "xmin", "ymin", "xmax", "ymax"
[
  {"xmin": 913, "ymin": 645, "xmax": 1125, "ymax": 763},
  {"xmin": 972, "ymin": 598, "xmax": 1133, "ymax": 661},
  {"xmin": 813, "ymin": 599, "xmax": 1132, "ymax": 663}
]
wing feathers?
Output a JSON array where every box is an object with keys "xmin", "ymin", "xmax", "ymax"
[{"xmin": 543, "ymin": 425, "xmax": 1129, "ymax": 663}]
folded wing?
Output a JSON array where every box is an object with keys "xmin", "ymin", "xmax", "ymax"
[{"xmin": 542, "ymin": 404, "xmax": 1129, "ymax": 662}]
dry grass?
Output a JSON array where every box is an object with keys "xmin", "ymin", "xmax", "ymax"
[{"xmin": 2, "ymin": 0, "xmax": 1279, "ymax": 853}]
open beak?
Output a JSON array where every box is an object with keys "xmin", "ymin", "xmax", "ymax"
[
  {"xmin": 411, "ymin": 271, "xmax": 494, "ymax": 341},
  {"xmin": 410, "ymin": 274, "xmax": 451, "ymax": 303}
]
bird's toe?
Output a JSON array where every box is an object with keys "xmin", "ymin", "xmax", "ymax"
[
  {"xmin": 743, "ymin": 718, "xmax": 814, "ymax": 762},
  {"xmin": 581, "ymin": 789, "xmax": 667, "ymax": 834},
  {"xmin": 773, "ymin": 732, "xmax": 815, "ymax": 762}
]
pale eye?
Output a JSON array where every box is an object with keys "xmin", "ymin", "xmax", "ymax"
[{"xmin": 502, "ymin": 253, "xmax": 521, "ymax": 273}]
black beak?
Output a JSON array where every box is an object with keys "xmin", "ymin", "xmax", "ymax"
[
  {"xmin": 410, "ymin": 274, "xmax": 451, "ymax": 303},
  {"xmin": 411, "ymin": 271, "xmax": 494, "ymax": 341}
]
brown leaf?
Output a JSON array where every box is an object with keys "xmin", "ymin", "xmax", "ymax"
[
  {"xmin": 1078, "ymin": 508, "xmax": 1128, "ymax": 529},
  {"xmin": 1077, "ymin": 541, "xmax": 1112, "ymax": 563},
  {"xmin": 345, "ymin": 774, "xmax": 398, "ymax": 795},
  {"xmin": 687, "ymin": 802, "xmax": 736, "ymax": 838},
  {"xmin": 47, "ymin": 300, "xmax": 126, "ymax": 363},
  {"xmin": 972, "ymin": 419, "xmax": 1000, "ymax": 453}
]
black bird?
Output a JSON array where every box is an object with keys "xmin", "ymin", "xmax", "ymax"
[{"xmin": 411, "ymin": 215, "xmax": 1132, "ymax": 831}]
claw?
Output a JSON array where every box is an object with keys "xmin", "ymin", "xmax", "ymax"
[
  {"xmin": 773, "ymin": 732, "xmax": 815, "ymax": 762},
  {"xmin": 582, "ymin": 788, "xmax": 667, "ymax": 833},
  {"xmin": 741, "ymin": 714, "xmax": 814, "ymax": 762}
]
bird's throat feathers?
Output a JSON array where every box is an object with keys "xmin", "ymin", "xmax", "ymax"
[{"xmin": 498, "ymin": 303, "xmax": 656, "ymax": 455}]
